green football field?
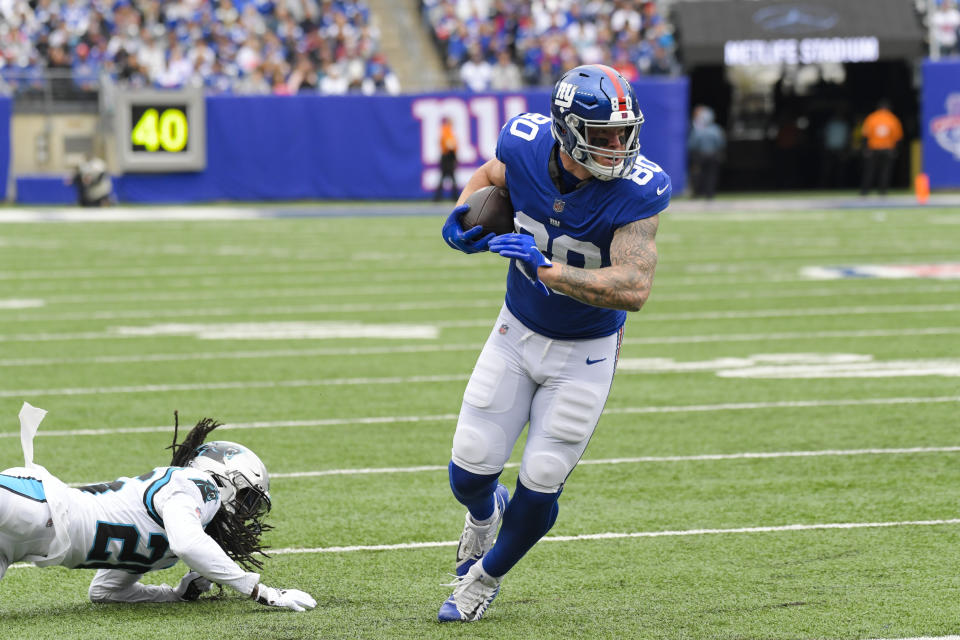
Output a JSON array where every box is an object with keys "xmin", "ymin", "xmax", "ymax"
[{"xmin": 0, "ymin": 202, "xmax": 958, "ymax": 639}]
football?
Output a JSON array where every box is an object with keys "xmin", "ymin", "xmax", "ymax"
[{"xmin": 460, "ymin": 186, "xmax": 516, "ymax": 237}]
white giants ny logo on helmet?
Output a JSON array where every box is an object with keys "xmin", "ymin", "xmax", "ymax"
[{"xmin": 554, "ymin": 81, "xmax": 577, "ymax": 109}]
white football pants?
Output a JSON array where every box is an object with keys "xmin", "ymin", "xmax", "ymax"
[
  {"xmin": 0, "ymin": 469, "xmax": 57, "ymax": 579},
  {"xmin": 451, "ymin": 305, "xmax": 622, "ymax": 493}
]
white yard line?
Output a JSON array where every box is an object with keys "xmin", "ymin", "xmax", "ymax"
[
  {"xmin": 2, "ymin": 301, "xmax": 959, "ymax": 325},
  {"xmin": 8, "ymin": 518, "xmax": 960, "ymax": 572},
  {"xmin": 1, "ymin": 327, "xmax": 957, "ymax": 366},
  {"xmin": 267, "ymin": 446, "xmax": 960, "ymax": 479},
  {"xmin": 5, "ymin": 282, "xmax": 958, "ymax": 306},
  {"xmin": 187, "ymin": 518, "xmax": 960, "ymax": 554},
  {"xmin": 1, "ymin": 299, "xmax": 502, "ymax": 322},
  {"xmin": 0, "ymin": 374, "xmax": 470, "ymax": 398},
  {"xmin": 0, "ymin": 395, "xmax": 956, "ymax": 437}
]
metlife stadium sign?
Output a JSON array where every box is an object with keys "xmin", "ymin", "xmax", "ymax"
[
  {"xmin": 724, "ymin": 37, "xmax": 879, "ymax": 66},
  {"xmin": 673, "ymin": 0, "xmax": 924, "ymax": 66}
]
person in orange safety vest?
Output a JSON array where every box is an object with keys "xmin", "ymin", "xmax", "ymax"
[{"xmin": 859, "ymin": 100, "xmax": 903, "ymax": 196}]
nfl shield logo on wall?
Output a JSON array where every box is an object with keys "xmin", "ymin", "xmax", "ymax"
[{"xmin": 553, "ymin": 199, "xmax": 565, "ymax": 214}]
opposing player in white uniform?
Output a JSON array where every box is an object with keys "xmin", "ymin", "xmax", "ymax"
[
  {"xmin": 438, "ymin": 64, "xmax": 670, "ymax": 622},
  {"xmin": 0, "ymin": 404, "xmax": 315, "ymax": 611}
]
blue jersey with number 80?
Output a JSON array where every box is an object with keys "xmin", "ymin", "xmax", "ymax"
[{"xmin": 496, "ymin": 113, "xmax": 671, "ymax": 340}]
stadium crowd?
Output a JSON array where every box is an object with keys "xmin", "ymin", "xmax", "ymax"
[
  {"xmin": 0, "ymin": 0, "xmax": 400, "ymax": 97},
  {"xmin": 420, "ymin": 0, "xmax": 680, "ymax": 90}
]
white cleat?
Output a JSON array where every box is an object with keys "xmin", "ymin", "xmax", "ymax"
[
  {"xmin": 455, "ymin": 482, "xmax": 509, "ymax": 577},
  {"xmin": 437, "ymin": 562, "xmax": 502, "ymax": 622}
]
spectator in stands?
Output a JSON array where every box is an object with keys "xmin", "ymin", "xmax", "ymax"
[
  {"xmin": 859, "ymin": 100, "xmax": 903, "ymax": 197},
  {"xmin": 138, "ymin": 30, "xmax": 166, "ymax": 81},
  {"xmin": 287, "ymin": 54, "xmax": 320, "ymax": 93},
  {"xmin": 422, "ymin": 0, "xmax": 681, "ymax": 90},
  {"xmin": 460, "ymin": 44, "xmax": 492, "ymax": 92},
  {"xmin": 931, "ymin": 0, "xmax": 960, "ymax": 57},
  {"xmin": 3, "ymin": 0, "xmax": 398, "ymax": 96},
  {"xmin": 361, "ymin": 54, "xmax": 401, "ymax": 95},
  {"xmin": 235, "ymin": 66, "xmax": 271, "ymax": 95},
  {"xmin": 71, "ymin": 42, "xmax": 99, "ymax": 92},
  {"xmin": 319, "ymin": 62, "xmax": 349, "ymax": 94},
  {"xmin": 489, "ymin": 49, "xmax": 523, "ymax": 90}
]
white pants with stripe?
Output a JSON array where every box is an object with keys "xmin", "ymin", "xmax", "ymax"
[
  {"xmin": 0, "ymin": 469, "xmax": 56, "ymax": 579},
  {"xmin": 451, "ymin": 305, "xmax": 622, "ymax": 493}
]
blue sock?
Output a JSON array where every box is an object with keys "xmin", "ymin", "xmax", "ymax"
[
  {"xmin": 448, "ymin": 461, "xmax": 501, "ymax": 521},
  {"xmin": 481, "ymin": 480, "xmax": 560, "ymax": 578}
]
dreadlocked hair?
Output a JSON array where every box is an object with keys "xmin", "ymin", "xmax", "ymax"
[
  {"xmin": 168, "ymin": 413, "xmax": 222, "ymax": 467},
  {"xmin": 166, "ymin": 411, "xmax": 273, "ymax": 572},
  {"xmin": 205, "ymin": 509, "xmax": 272, "ymax": 571}
]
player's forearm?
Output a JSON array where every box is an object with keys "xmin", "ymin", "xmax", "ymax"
[
  {"xmin": 161, "ymin": 499, "xmax": 260, "ymax": 596},
  {"xmin": 170, "ymin": 532, "xmax": 260, "ymax": 596},
  {"xmin": 456, "ymin": 159, "xmax": 506, "ymax": 206},
  {"xmin": 538, "ymin": 263, "xmax": 653, "ymax": 312},
  {"xmin": 456, "ymin": 172, "xmax": 495, "ymax": 206}
]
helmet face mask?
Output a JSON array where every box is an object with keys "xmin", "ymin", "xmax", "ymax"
[
  {"xmin": 188, "ymin": 441, "xmax": 271, "ymax": 519},
  {"xmin": 551, "ymin": 65, "xmax": 644, "ymax": 181}
]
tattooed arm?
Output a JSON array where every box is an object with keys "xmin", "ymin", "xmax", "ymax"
[{"xmin": 537, "ymin": 215, "xmax": 659, "ymax": 312}]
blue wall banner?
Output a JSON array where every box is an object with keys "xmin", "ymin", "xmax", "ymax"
[
  {"xmin": 922, "ymin": 59, "xmax": 960, "ymax": 189},
  {"xmin": 0, "ymin": 96, "xmax": 10, "ymax": 201},
  {"xmin": 104, "ymin": 80, "xmax": 687, "ymax": 204}
]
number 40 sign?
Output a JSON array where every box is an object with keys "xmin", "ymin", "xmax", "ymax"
[{"xmin": 115, "ymin": 88, "xmax": 207, "ymax": 172}]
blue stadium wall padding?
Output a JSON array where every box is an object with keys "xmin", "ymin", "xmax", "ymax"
[
  {"xmin": 18, "ymin": 80, "xmax": 689, "ymax": 204},
  {"xmin": 922, "ymin": 59, "xmax": 960, "ymax": 189},
  {"xmin": 0, "ymin": 96, "xmax": 10, "ymax": 200},
  {"xmin": 16, "ymin": 175, "xmax": 77, "ymax": 204}
]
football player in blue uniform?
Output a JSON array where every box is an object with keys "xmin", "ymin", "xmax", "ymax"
[
  {"xmin": 438, "ymin": 64, "xmax": 670, "ymax": 622},
  {"xmin": 0, "ymin": 404, "xmax": 315, "ymax": 612}
]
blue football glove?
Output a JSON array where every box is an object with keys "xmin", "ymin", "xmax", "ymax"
[
  {"xmin": 488, "ymin": 233, "xmax": 552, "ymax": 295},
  {"xmin": 442, "ymin": 204, "xmax": 495, "ymax": 254}
]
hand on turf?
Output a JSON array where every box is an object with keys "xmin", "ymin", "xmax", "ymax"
[
  {"xmin": 442, "ymin": 204, "xmax": 495, "ymax": 254},
  {"xmin": 489, "ymin": 233, "xmax": 552, "ymax": 295},
  {"xmin": 174, "ymin": 571, "xmax": 212, "ymax": 601},
  {"xmin": 253, "ymin": 583, "xmax": 317, "ymax": 612}
]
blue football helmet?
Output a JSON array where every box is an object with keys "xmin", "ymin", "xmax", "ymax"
[{"xmin": 550, "ymin": 64, "xmax": 644, "ymax": 181}]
